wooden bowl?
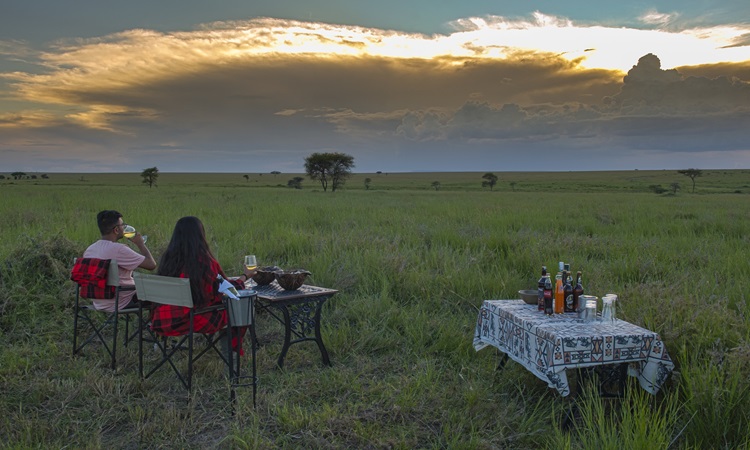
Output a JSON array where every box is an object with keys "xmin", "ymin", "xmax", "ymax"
[
  {"xmin": 252, "ymin": 266, "xmax": 281, "ymax": 286},
  {"xmin": 518, "ymin": 289, "xmax": 539, "ymax": 305},
  {"xmin": 275, "ymin": 269, "xmax": 311, "ymax": 290}
]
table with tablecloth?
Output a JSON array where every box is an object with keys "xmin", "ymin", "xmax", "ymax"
[{"xmin": 473, "ymin": 300, "xmax": 674, "ymax": 397}]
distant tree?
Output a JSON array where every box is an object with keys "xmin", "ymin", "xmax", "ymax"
[
  {"xmin": 270, "ymin": 171, "xmax": 281, "ymax": 176},
  {"xmin": 431, "ymin": 181, "xmax": 441, "ymax": 191},
  {"xmin": 677, "ymin": 168, "xmax": 702, "ymax": 193},
  {"xmin": 304, "ymin": 152, "xmax": 355, "ymax": 192},
  {"xmin": 11, "ymin": 172, "xmax": 26, "ymax": 180},
  {"xmin": 376, "ymin": 171, "xmax": 382, "ymax": 175},
  {"xmin": 648, "ymin": 184, "xmax": 668, "ymax": 194},
  {"xmin": 287, "ymin": 176, "xmax": 304, "ymax": 189},
  {"xmin": 481, "ymin": 172, "xmax": 498, "ymax": 190},
  {"xmin": 0, "ymin": 175, "xmax": 5, "ymax": 179},
  {"xmin": 41, "ymin": 174, "xmax": 49, "ymax": 179},
  {"xmin": 30, "ymin": 175, "xmax": 37, "ymax": 179},
  {"xmin": 364, "ymin": 177, "xmax": 372, "ymax": 190},
  {"xmin": 141, "ymin": 167, "xmax": 159, "ymax": 188},
  {"xmin": 243, "ymin": 174, "xmax": 249, "ymax": 182},
  {"xmin": 510, "ymin": 181, "xmax": 517, "ymax": 191},
  {"xmin": 670, "ymin": 182, "xmax": 680, "ymax": 194}
]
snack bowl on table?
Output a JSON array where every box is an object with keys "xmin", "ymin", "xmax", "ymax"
[
  {"xmin": 518, "ymin": 289, "xmax": 539, "ymax": 305},
  {"xmin": 275, "ymin": 269, "xmax": 312, "ymax": 290},
  {"xmin": 252, "ymin": 266, "xmax": 281, "ymax": 286}
]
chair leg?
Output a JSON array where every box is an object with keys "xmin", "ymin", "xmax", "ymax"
[
  {"xmin": 111, "ymin": 310, "xmax": 118, "ymax": 371},
  {"xmin": 72, "ymin": 309, "xmax": 80, "ymax": 356}
]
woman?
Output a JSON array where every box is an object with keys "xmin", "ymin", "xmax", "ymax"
[{"xmin": 150, "ymin": 216, "xmax": 255, "ymax": 350}]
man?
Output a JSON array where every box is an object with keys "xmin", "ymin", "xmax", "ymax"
[{"xmin": 83, "ymin": 210, "xmax": 157, "ymax": 311}]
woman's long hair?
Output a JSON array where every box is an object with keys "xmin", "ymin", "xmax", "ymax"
[{"xmin": 158, "ymin": 216, "xmax": 216, "ymax": 305}]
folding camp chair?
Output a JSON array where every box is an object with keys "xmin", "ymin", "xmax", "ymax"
[
  {"xmin": 71, "ymin": 258, "xmax": 144, "ymax": 370},
  {"xmin": 134, "ymin": 272, "xmax": 231, "ymax": 391}
]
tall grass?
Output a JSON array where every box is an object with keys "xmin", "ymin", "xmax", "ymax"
[{"xmin": 1, "ymin": 171, "xmax": 749, "ymax": 448}]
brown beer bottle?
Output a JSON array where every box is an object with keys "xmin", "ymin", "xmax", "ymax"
[
  {"xmin": 537, "ymin": 266, "xmax": 547, "ymax": 311},
  {"xmin": 563, "ymin": 272, "xmax": 574, "ymax": 313},
  {"xmin": 573, "ymin": 271, "xmax": 584, "ymax": 313}
]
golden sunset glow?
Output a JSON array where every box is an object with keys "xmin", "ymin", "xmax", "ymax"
[{"xmin": 1, "ymin": 9, "xmax": 749, "ymax": 172}]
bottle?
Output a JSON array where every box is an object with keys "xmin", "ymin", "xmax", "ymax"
[
  {"xmin": 537, "ymin": 266, "xmax": 547, "ymax": 311},
  {"xmin": 573, "ymin": 271, "xmax": 584, "ymax": 314},
  {"xmin": 563, "ymin": 272, "xmax": 574, "ymax": 313},
  {"xmin": 554, "ymin": 270, "xmax": 565, "ymax": 314},
  {"xmin": 543, "ymin": 274, "xmax": 554, "ymax": 315},
  {"xmin": 217, "ymin": 274, "xmax": 240, "ymax": 297}
]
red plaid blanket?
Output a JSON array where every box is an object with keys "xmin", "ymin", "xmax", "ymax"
[{"xmin": 70, "ymin": 258, "xmax": 116, "ymax": 299}]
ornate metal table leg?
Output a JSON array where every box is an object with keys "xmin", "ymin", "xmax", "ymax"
[
  {"xmin": 276, "ymin": 305, "xmax": 292, "ymax": 369},
  {"xmin": 313, "ymin": 299, "xmax": 331, "ymax": 366},
  {"xmin": 274, "ymin": 296, "xmax": 332, "ymax": 368}
]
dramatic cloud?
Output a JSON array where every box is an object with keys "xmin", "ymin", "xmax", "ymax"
[{"xmin": 1, "ymin": 13, "xmax": 749, "ymax": 171}]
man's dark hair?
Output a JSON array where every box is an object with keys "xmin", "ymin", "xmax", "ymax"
[{"xmin": 97, "ymin": 210, "xmax": 122, "ymax": 235}]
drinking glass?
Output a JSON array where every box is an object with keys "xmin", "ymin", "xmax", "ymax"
[
  {"xmin": 122, "ymin": 224, "xmax": 136, "ymax": 239},
  {"xmin": 602, "ymin": 294, "xmax": 617, "ymax": 321},
  {"xmin": 579, "ymin": 295, "xmax": 598, "ymax": 322},
  {"xmin": 123, "ymin": 224, "xmax": 147, "ymax": 244},
  {"xmin": 244, "ymin": 255, "xmax": 257, "ymax": 271}
]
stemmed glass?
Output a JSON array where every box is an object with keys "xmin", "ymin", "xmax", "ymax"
[
  {"xmin": 244, "ymin": 255, "xmax": 257, "ymax": 271},
  {"xmin": 123, "ymin": 224, "xmax": 148, "ymax": 244}
]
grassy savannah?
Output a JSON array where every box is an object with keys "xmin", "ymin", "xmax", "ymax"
[{"xmin": 1, "ymin": 170, "xmax": 749, "ymax": 449}]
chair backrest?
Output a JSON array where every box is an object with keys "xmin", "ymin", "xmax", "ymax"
[
  {"xmin": 133, "ymin": 272, "xmax": 193, "ymax": 308},
  {"xmin": 105, "ymin": 259, "xmax": 120, "ymax": 287},
  {"xmin": 72, "ymin": 257, "xmax": 120, "ymax": 285}
]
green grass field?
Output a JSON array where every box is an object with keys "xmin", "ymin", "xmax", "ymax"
[{"xmin": 1, "ymin": 170, "xmax": 749, "ymax": 449}]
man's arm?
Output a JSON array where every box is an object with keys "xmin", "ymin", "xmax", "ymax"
[{"xmin": 131, "ymin": 234, "xmax": 157, "ymax": 270}]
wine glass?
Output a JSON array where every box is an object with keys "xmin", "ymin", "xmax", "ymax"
[
  {"xmin": 122, "ymin": 224, "xmax": 136, "ymax": 239},
  {"xmin": 244, "ymin": 255, "xmax": 257, "ymax": 271},
  {"xmin": 123, "ymin": 224, "xmax": 148, "ymax": 244}
]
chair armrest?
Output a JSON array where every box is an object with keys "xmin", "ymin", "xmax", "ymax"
[{"xmin": 195, "ymin": 304, "xmax": 226, "ymax": 315}]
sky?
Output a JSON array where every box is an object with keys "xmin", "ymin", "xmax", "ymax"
[{"xmin": 1, "ymin": 1, "xmax": 750, "ymax": 173}]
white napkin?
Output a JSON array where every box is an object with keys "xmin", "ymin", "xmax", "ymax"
[{"xmin": 218, "ymin": 278, "xmax": 240, "ymax": 300}]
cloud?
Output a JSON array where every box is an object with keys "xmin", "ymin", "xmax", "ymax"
[
  {"xmin": 1, "ymin": 14, "xmax": 749, "ymax": 172},
  {"xmin": 384, "ymin": 52, "xmax": 750, "ymax": 158},
  {"xmin": 608, "ymin": 53, "xmax": 750, "ymax": 113},
  {"xmin": 639, "ymin": 10, "xmax": 679, "ymax": 27}
]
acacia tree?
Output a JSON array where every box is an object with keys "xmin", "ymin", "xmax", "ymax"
[
  {"xmin": 11, "ymin": 171, "xmax": 26, "ymax": 180},
  {"xmin": 287, "ymin": 176, "xmax": 304, "ymax": 189},
  {"xmin": 141, "ymin": 167, "xmax": 159, "ymax": 188},
  {"xmin": 431, "ymin": 181, "xmax": 441, "ymax": 191},
  {"xmin": 677, "ymin": 168, "xmax": 702, "ymax": 193},
  {"xmin": 364, "ymin": 177, "xmax": 372, "ymax": 190},
  {"xmin": 482, "ymin": 172, "xmax": 498, "ymax": 190},
  {"xmin": 304, "ymin": 152, "xmax": 355, "ymax": 192}
]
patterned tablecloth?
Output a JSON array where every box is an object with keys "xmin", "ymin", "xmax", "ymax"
[{"xmin": 473, "ymin": 300, "xmax": 674, "ymax": 397}]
